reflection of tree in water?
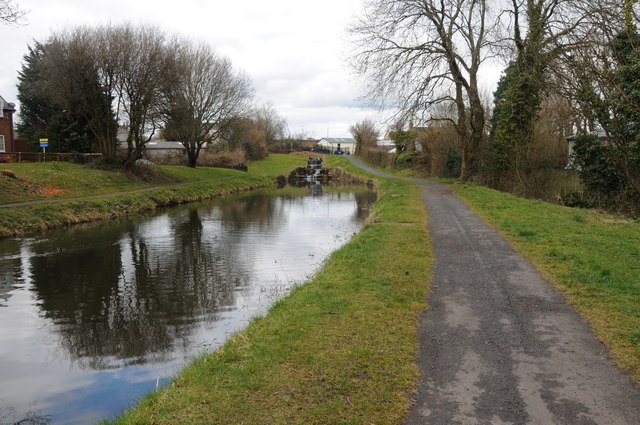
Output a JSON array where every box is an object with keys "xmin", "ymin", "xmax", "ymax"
[
  {"xmin": 0, "ymin": 239, "xmax": 24, "ymax": 306},
  {"xmin": 353, "ymin": 190, "xmax": 377, "ymax": 221},
  {"xmin": 10, "ymin": 411, "xmax": 50, "ymax": 425},
  {"xmin": 216, "ymin": 194, "xmax": 282, "ymax": 231},
  {"xmin": 25, "ymin": 202, "xmax": 264, "ymax": 370},
  {"xmin": 19, "ymin": 191, "xmax": 373, "ymax": 371}
]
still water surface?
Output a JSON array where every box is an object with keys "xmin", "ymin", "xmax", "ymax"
[{"xmin": 0, "ymin": 187, "xmax": 375, "ymax": 425}]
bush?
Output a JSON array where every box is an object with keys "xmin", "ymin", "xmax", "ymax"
[
  {"xmin": 153, "ymin": 151, "xmax": 186, "ymax": 166},
  {"xmin": 88, "ymin": 156, "xmax": 127, "ymax": 171},
  {"xmin": 559, "ymin": 191, "xmax": 599, "ymax": 209},
  {"xmin": 444, "ymin": 147, "xmax": 462, "ymax": 178},
  {"xmin": 197, "ymin": 149, "xmax": 247, "ymax": 168},
  {"xmin": 392, "ymin": 153, "xmax": 413, "ymax": 168},
  {"xmin": 571, "ymin": 134, "xmax": 626, "ymax": 197},
  {"xmin": 362, "ymin": 149, "xmax": 390, "ymax": 168}
]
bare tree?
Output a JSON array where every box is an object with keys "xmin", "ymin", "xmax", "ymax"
[
  {"xmin": 164, "ymin": 41, "xmax": 253, "ymax": 167},
  {"xmin": 0, "ymin": 0, "xmax": 26, "ymax": 25},
  {"xmin": 350, "ymin": 118, "xmax": 379, "ymax": 155},
  {"xmin": 113, "ymin": 24, "xmax": 177, "ymax": 167},
  {"xmin": 350, "ymin": 0, "xmax": 496, "ymax": 180},
  {"xmin": 250, "ymin": 103, "xmax": 287, "ymax": 150}
]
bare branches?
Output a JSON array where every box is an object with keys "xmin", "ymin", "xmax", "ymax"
[
  {"xmin": 0, "ymin": 0, "xmax": 26, "ymax": 25},
  {"xmin": 165, "ymin": 41, "xmax": 254, "ymax": 167},
  {"xmin": 350, "ymin": 0, "xmax": 495, "ymax": 179},
  {"xmin": 23, "ymin": 23, "xmax": 254, "ymax": 166}
]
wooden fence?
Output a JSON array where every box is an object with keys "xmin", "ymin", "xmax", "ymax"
[{"xmin": 0, "ymin": 152, "xmax": 102, "ymax": 163}]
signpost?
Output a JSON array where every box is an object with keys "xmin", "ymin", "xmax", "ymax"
[{"xmin": 39, "ymin": 138, "xmax": 48, "ymax": 154}]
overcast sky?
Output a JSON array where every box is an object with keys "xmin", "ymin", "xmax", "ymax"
[{"xmin": 0, "ymin": 0, "xmax": 502, "ymax": 139}]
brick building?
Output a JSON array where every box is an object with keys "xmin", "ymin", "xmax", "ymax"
[{"xmin": 0, "ymin": 95, "xmax": 16, "ymax": 153}]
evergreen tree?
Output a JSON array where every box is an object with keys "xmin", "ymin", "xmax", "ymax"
[
  {"xmin": 17, "ymin": 41, "xmax": 116, "ymax": 154},
  {"xmin": 489, "ymin": 60, "xmax": 542, "ymax": 187},
  {"xmin": 16, "ymin": 43, "xmax": 53, "ymax": 142}
]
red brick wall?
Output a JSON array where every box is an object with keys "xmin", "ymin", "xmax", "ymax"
[{"xmin": 0, "ymin": 109, "xmax": 15, "ymax": 152}]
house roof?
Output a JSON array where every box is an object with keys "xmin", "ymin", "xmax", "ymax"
[
  {"xmin": 318, "ymin": 137, "xmax": 356, "ymax": 145},
  {"xmin": 377, "ymin": 139, "xmax": 395, "ymax": 147},
  {"xmin": 0, "ymin": 95, "xmax": 16, "ymax": 112},
  {"xmin": 145, "ymin": 141, "xmax": 185, "ymax": 149}
]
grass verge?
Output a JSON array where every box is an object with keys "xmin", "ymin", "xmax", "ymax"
[
  {"xmin": 0, "ymin": 154, "xmax": 310, "ymax": 238},
  {"xmin": 108, "ymin": 159, "xmax": 432, "ymax": 424},
  {"xmin": 451, "ymin": 183, "xmax": 640, "ymax": 383}
]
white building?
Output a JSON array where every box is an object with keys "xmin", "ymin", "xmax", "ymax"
[{"xmin": 317, "ymin": 137, "xmax": 356, "ymax": 154}]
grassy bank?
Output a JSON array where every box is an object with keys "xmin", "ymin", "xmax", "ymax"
[
  {"xmin": 108, "ymin": 159, "xmax": 432, "ymax": 424},
  {"xmin": 0, "ymin": 154, "xmax": 307, "ymax": 238},
  {"xmin": 451, "ymin": 183, "xmax": 640, "ymax": 383}
]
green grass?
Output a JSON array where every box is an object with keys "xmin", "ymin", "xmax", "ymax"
[
  {"xmin": 0, "ymin": 155, "xmax": 309, "ymax": 205},
  {"xmin": 348, "ymin": 155, "xmax": 459, "ymax": 184},
  {"xmin": 1, "ymin": 162, "xmax": 153, "ymax": 203},
  {"xmin": 0, "ymin": 154, "xmax": 312, "ymax": 237},
  {"xmin": 451, "ymin": 183, "xmax": 640, "ymax": 383},
  {"xmin": 108, "ymin": 158, "xmax": 432, "ymax": 425}
]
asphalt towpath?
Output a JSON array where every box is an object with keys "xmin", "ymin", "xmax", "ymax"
[{"xmin": 347, "ymin": 156, "xmax": 640, "ymax": 425}]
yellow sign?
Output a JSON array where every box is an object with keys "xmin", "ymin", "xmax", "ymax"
[{"xmin": 39, "ymin": 138, "xmax": 48, "ymax": 142}]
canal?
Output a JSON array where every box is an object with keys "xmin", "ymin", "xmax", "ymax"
[{"xmin": 0, "ymin": 186, "xmax": 375, "ymax": 425}]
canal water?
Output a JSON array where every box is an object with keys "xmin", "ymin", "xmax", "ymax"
[{"xmin": 0, "ymin": 186, "xmax": 375, "ymax": 425}]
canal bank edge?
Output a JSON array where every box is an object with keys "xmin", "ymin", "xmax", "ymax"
[
  {"xmin": 0, "ymin": 173, "xmax": 273, "ymax": 238},
  {"xmin": 107, "ymin": 156, "xmax": 433, "ymax": 424},
  {"xmin": 0, "ymin": 154, "xmax": 378, "ymax": 239}
]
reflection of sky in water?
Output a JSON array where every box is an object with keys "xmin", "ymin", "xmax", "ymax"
[{"xmin": 0, "ymin": 190, "xmax": 375, "ymax": 425}]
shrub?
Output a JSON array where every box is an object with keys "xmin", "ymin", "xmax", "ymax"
[
  {"xmin": 88, "ymin": 156, "xmax": 127, "ymax": 171},
  {"xmin": 362, "ymin": 149, "xmax": 390, "ymax": 168},
  {"xmin": 153, "ymin": 151, "xmax": 186, "ymax": 166},
  {"xmin": 197, "ymin": 149, "xmax": 247, "ymax": 168},
  {"xmin": 392, "ymin": 153, "xmax": 413, "ymax": 168},
  {"xmin": 444, "ymin": 147, "xmax": 462, "ymax": 178},
  {"xmin": 571, "ymin": 134, "xmax": 626, "ymax": 197}
]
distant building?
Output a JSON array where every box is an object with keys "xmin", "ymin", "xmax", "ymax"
[
  {"xmin": 0, "ymin": 95, "xmax": 16, "ymax": 153},
  {"xmin": 143, "ymin": 141, "xmax": 186, "ymax": 159},
  {"xmin": 377, "ymin": 139, "xmax": 396, "ymax": 153},
  {"xmin": 116, "ymin": 128, "xmax": 186, "ymax": 161},
  {"xmin": 317, "ymin": 137, "xmax": 356, "ymax": 154}
]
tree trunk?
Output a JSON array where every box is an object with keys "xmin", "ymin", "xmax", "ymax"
[{"xmin": 186, "ymin": 143, "xmax": 198, "ymax": 168}]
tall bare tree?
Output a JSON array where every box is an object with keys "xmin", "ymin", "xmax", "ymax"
[
  {"xmin": 250, "ymin": 103, "xmax": 287, "ymax": 150},
  {"xmin": 114, "ymin": 25, "xmax": 177, "ymax": 167},
  {"xmin": 163, "ymin": 41, "xmax": 253, "ymax": 167},
  {"xmin": 37, "ymin": 24, "xmax": 179, "ymax": 165},
  {"xmin": 350, "ymin": 0, "xmax": 496, "ymax": 180}
]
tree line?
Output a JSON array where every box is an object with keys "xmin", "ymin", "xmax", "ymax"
[
  {"xmin": 16, "ymin": 24, "xmax": 288, "ymax": 168},
  {"xmin": 350, "ymin": 0, "xmax": 640, "ymax": 213}
]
